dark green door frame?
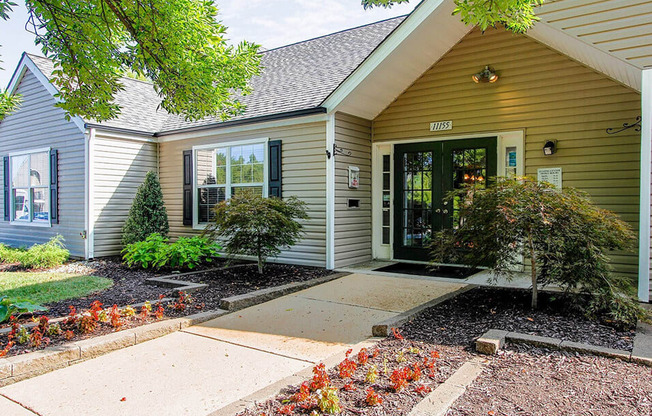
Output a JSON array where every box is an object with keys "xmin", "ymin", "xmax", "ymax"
[{"xmin": 393, "ymin": 137, "xmax": 497, "ymax": 262}]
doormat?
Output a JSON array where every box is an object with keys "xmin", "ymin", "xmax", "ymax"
[{"xmin": 374, "ymin": 263, "xmax": 481, "ymax": 279}]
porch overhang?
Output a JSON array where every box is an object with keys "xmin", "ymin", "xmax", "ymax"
[
  {"xmin": 323, "ymin": 0, "xmax": 651, "ymax": 121},
  {"xmin": 324, "ymin": 0, "xmax": 652, "ymax": 301}
]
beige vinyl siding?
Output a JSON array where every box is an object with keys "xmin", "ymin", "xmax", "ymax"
[
  {"xmin": 373, "ymin": 27, "xmax": 641, "ymax": 279},
  {"xmin": 334, "ymin": 112, "xmax": 372, "ymax": 268},
  {"xmin": 0, "ymin": 69, "xmax": 86, "ymax": 257},
  {"xmin": 90, "ymin": 133, "xmax": 158, "ymax": 257},
  {"xmin": 159, "ymin": 121, "xmax": 327, "ymax": 267}
]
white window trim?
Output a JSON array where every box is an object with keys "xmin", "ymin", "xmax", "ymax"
[
  {"xmin": 192, "ymin": 138, "xmax": 269, "ymax": 230},
  {"xmin": 8, "ymin": 147, "xmax": 52, "ymax": 228}
]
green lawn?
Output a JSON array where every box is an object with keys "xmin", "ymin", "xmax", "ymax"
[{"xmin": 0, "ymin": 272, "xmax": 113, "ymax": 305}]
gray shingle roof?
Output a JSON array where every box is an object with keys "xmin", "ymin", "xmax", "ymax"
[
  {"xmin": 28, "ymin": 54, "xmax": 171, "ymax": 134},
  {"xmin": 28, "ymin": 16, "xmax": 405, "ymax": 134}
]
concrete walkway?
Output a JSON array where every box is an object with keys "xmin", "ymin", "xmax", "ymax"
[{"xmin": 0, "ymin": 273, "xmax": 466, "ymax": 416}]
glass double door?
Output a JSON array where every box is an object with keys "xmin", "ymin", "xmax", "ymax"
[{"xmin": 393, "ymin": 137, "xmax": 497, "ymax": 261}]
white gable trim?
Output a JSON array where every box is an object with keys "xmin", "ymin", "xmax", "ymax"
[
  {"xmin": 322, "ymin": 0, "xmax": 472, "ymax": 120},
  {"xmin": 527, "ymin": 21, "xmax": 642, "ymax": 92},
  {"xmin": 324, "ymin": 0, "xmax": 644, "ymax": 122},
  {"xmin": 7, "ymin": 54, "xmax": 86, "ymax": 133},
  {"xmin": 321, "ymin": 0, "xmax": 446, "ymax": 111}
]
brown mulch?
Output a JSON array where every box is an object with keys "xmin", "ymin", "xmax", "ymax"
[
  {"xmin": 401, "ymin": 287, "xmax": 636, "ymax": 352},
  {"xmin": 447, "ymin": 344, "xmax": 652, "ymax": 416},
  {"xmin": 39, "ymin": 259, "xmax": 332, "ymax": 319},
  {"xmin": 238, "ymin": 338, "xmax": 472, "ymax": 416},
  {"xmin": 1, "ymin": 259, "xmax": 333, "ymax": 357}
]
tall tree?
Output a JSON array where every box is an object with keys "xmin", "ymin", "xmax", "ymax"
[
  {"xmin": 362, "ymin": 0, "xmax": 544, "ymax": 33},
  {"xmin": 0, "ymin": 1, "xmax": 21, "ymax": 120},
  {"xmin": 0, "ymin": 0, "xmax": 261, "ymax": 122}
]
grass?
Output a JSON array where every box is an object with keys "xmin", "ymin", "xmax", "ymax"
[{"xmin": 0, "ymin": 272, "xmax": 113, "ymax": 305}]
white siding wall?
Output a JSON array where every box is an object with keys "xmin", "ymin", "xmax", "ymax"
[
  {"xmin": 91, "ymin": 133, "xmax": 158, "ymax": 257},
  {"xmin": 0, "ymin": 69, "xmax": 86, "ymax": 257},
  {"xmin": 334, "ymin": 113, "xmax": 373, "ymax": 268}
]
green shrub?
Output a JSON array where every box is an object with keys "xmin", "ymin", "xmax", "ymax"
[
  {"xmin": 121, "ymin": 233, "xmax": 169, "ymax": 269},
  {"xmin": 17, "ymin": 235, "xmax": 70, "ymax": 269},
  {"xmin": 121, "ymin": 171, "xmax": 169, "ymax": 246},
  {"xmin": 0, "ymin": 236, "xmax": 69, "ymax": 269},
  {"xmin": 0, "ymin": 296, "xmax": 47, "ymax": 323},
  {"xmin": 0, "ymin": 244, "xmax": 22, "ymax": 263},
  {"xmin": 430, "ymin": 177, "xmax": 644, "ymax": 325},
  {"xmin": 203, "ymin": 190, "xmax": 308, "ymax": 273},
  {"xmin": 165, "ymin": 236, "xmax": 221, "ymax": 270},
  {"xmin": 121, "ymin": 233, "xmax": 221, "ymax": 270}
]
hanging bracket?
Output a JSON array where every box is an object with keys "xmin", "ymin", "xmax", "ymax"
[
  {"xmin": 326, "ymin": 143, "xmax": 353, "ymax": 159},
  {"xmin": 606, "ymin": 116, "xmax": 641, "ymax": 135}
]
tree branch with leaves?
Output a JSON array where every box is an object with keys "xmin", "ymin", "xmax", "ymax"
[
  {"xmin": 362, "ymin": 0, "xmax": 545, "ymax": 33},
  {"xmin": 2, "ymin": 0, "xmax": 261, "ymax": 123}
]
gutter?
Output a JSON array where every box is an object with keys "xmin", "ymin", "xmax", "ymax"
[
  {"xmin": 84, "ymin": 123, "xmax": 156, "ymax": 137},
  {"xmin": 155, "ymin": 107, "xmax": 327, "ymax": 137}
]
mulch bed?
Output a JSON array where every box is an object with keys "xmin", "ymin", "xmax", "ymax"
[
  {"xmin": 238, "ymin": 338, "xmax": 472, "ymax": 416},
  {"xmin": 0, "ymin": 259, "xmax": 332, "ymax": 357},
  {"xmin": 447, "ymin": 344, "xmax": 652, "ymax": 416},
  {"xmin": 36, "ymin": 259, "xmax": 332, "ymax": 319},
  {"xmin": 400, "ymin": 287, "xmax": 636, "ymax": 351}
]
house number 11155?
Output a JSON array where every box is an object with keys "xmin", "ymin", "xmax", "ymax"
[{"xmin": 430, "ymin": 120, "xmax": 453, "ymax": 132}]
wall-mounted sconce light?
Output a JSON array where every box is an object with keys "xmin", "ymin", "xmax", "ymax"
[
  {"xmin": 472, "ymin": 65, "xmax": 499, "ymax": 83},
  {"xmin": 543, "ymin": 140, "xmax": 557, "ymax": 156}
]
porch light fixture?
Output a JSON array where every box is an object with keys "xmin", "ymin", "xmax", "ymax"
[
  {"xmin": 543, "ymin": 140, "xmax": 557, "ymax": 156},
  {"xmin": 472, "ymin": 66, "xmax": 499, "ymax": 83}
]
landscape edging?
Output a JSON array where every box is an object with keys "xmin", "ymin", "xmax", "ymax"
[
  {"xmin": 0, "ymin": 271, "xmax": 354, "ymax": 386},
  {"xmin": 475, "ymin": 328, "xmax": 652, "ymax": 367},
  {"xmin": 0, "ymin": 309, "xmax": 227, "ymax": 387},
  {"xmin": 372, "ymin": 285, "xmax": 475, "ymax": 337},
  {"xmin": 219, "ymin": 272, "xmax": 350, "ymax": 311}
]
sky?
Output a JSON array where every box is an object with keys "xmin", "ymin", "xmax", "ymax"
[{"xmin": 0, "ymin": 0, "xmax": 417, "ymax": 89}]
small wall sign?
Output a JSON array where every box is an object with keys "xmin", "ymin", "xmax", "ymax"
[
  {"xmin": 537, "ymin": 167, "xmax": 562, "ymax": 189},
  {"xmin": 430, "ymin": 120, "xmax": 453, "ymax": 132},
  {"xmin": 508, "ymin": 151, "xmax": 517, "ymax": 167},
  {"xmin": 348, "ymin": 166, "xmax": 360, "ymax": 189}
]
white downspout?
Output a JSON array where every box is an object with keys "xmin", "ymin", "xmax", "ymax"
[
  {"xmin": 326, "ymin": 113, "xmax": 336, "ymax": 270},
  {"xmin": 638, "ymin": 68, "xmax": 651, "ymax": 303},
  {"xmin": 86, "ymin": 128, "xmax": 96, "ymax": 259}
]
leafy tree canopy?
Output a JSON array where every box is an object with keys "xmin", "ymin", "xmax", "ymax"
[
  {"xmin": 362, "ymin": 0, "xmax": 544, "ymax": 33},
  {"xmin": 0, "ymin": 0, "xmax": 261, "ymax": 122},
  {"xmin": 431, "ymin": 177, "xmax": 644, "ymax": 325}
]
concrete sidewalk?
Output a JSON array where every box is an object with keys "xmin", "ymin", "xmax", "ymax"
[{"xmin": 0, "ymin": 273, "xmax": 466, "ymax": 416}]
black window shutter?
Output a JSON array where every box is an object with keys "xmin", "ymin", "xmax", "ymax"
[
  {"xmin": 49, "ymin": 149, "xmax": 59, "ymax": 224},
  {"xmin": 182, "ymin": 150, "xmax": 193, "ymax": 225},
  {"xmin": 268, "ymin": 140, "xmax": 282, "ymax": 198},
  {"xmin": 3, "ymin": 156, "xmax": 9, "ymax": 221}
]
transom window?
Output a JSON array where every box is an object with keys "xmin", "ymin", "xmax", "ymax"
[
  {"xmin": 195, "ymin": 141, "xmax": 267, "ymax": 224},
  {"xmin": 10, "ymin": 150, "xmax": 50, "ymax": 224}
]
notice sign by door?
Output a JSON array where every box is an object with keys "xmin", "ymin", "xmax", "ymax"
[
  {"xmin": 537, "ymin": 167, "xmax": 562, "ymax": 189},
  {"xmin": 348, "ymin": 166, "xmax": 360, "ymax": 189}
]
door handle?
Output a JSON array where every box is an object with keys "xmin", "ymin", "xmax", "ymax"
[
  {"xmin": 443, "ymin": 209, "xmax": 449, "ymax": 214},
  {"xmin": 435, "ymin": 209, "xmax": 441, "ymax": 213}
]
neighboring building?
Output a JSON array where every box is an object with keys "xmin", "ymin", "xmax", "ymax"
[{"xmin": 0, "ymin": 0, "xmax": 650, "ymax": 302}]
